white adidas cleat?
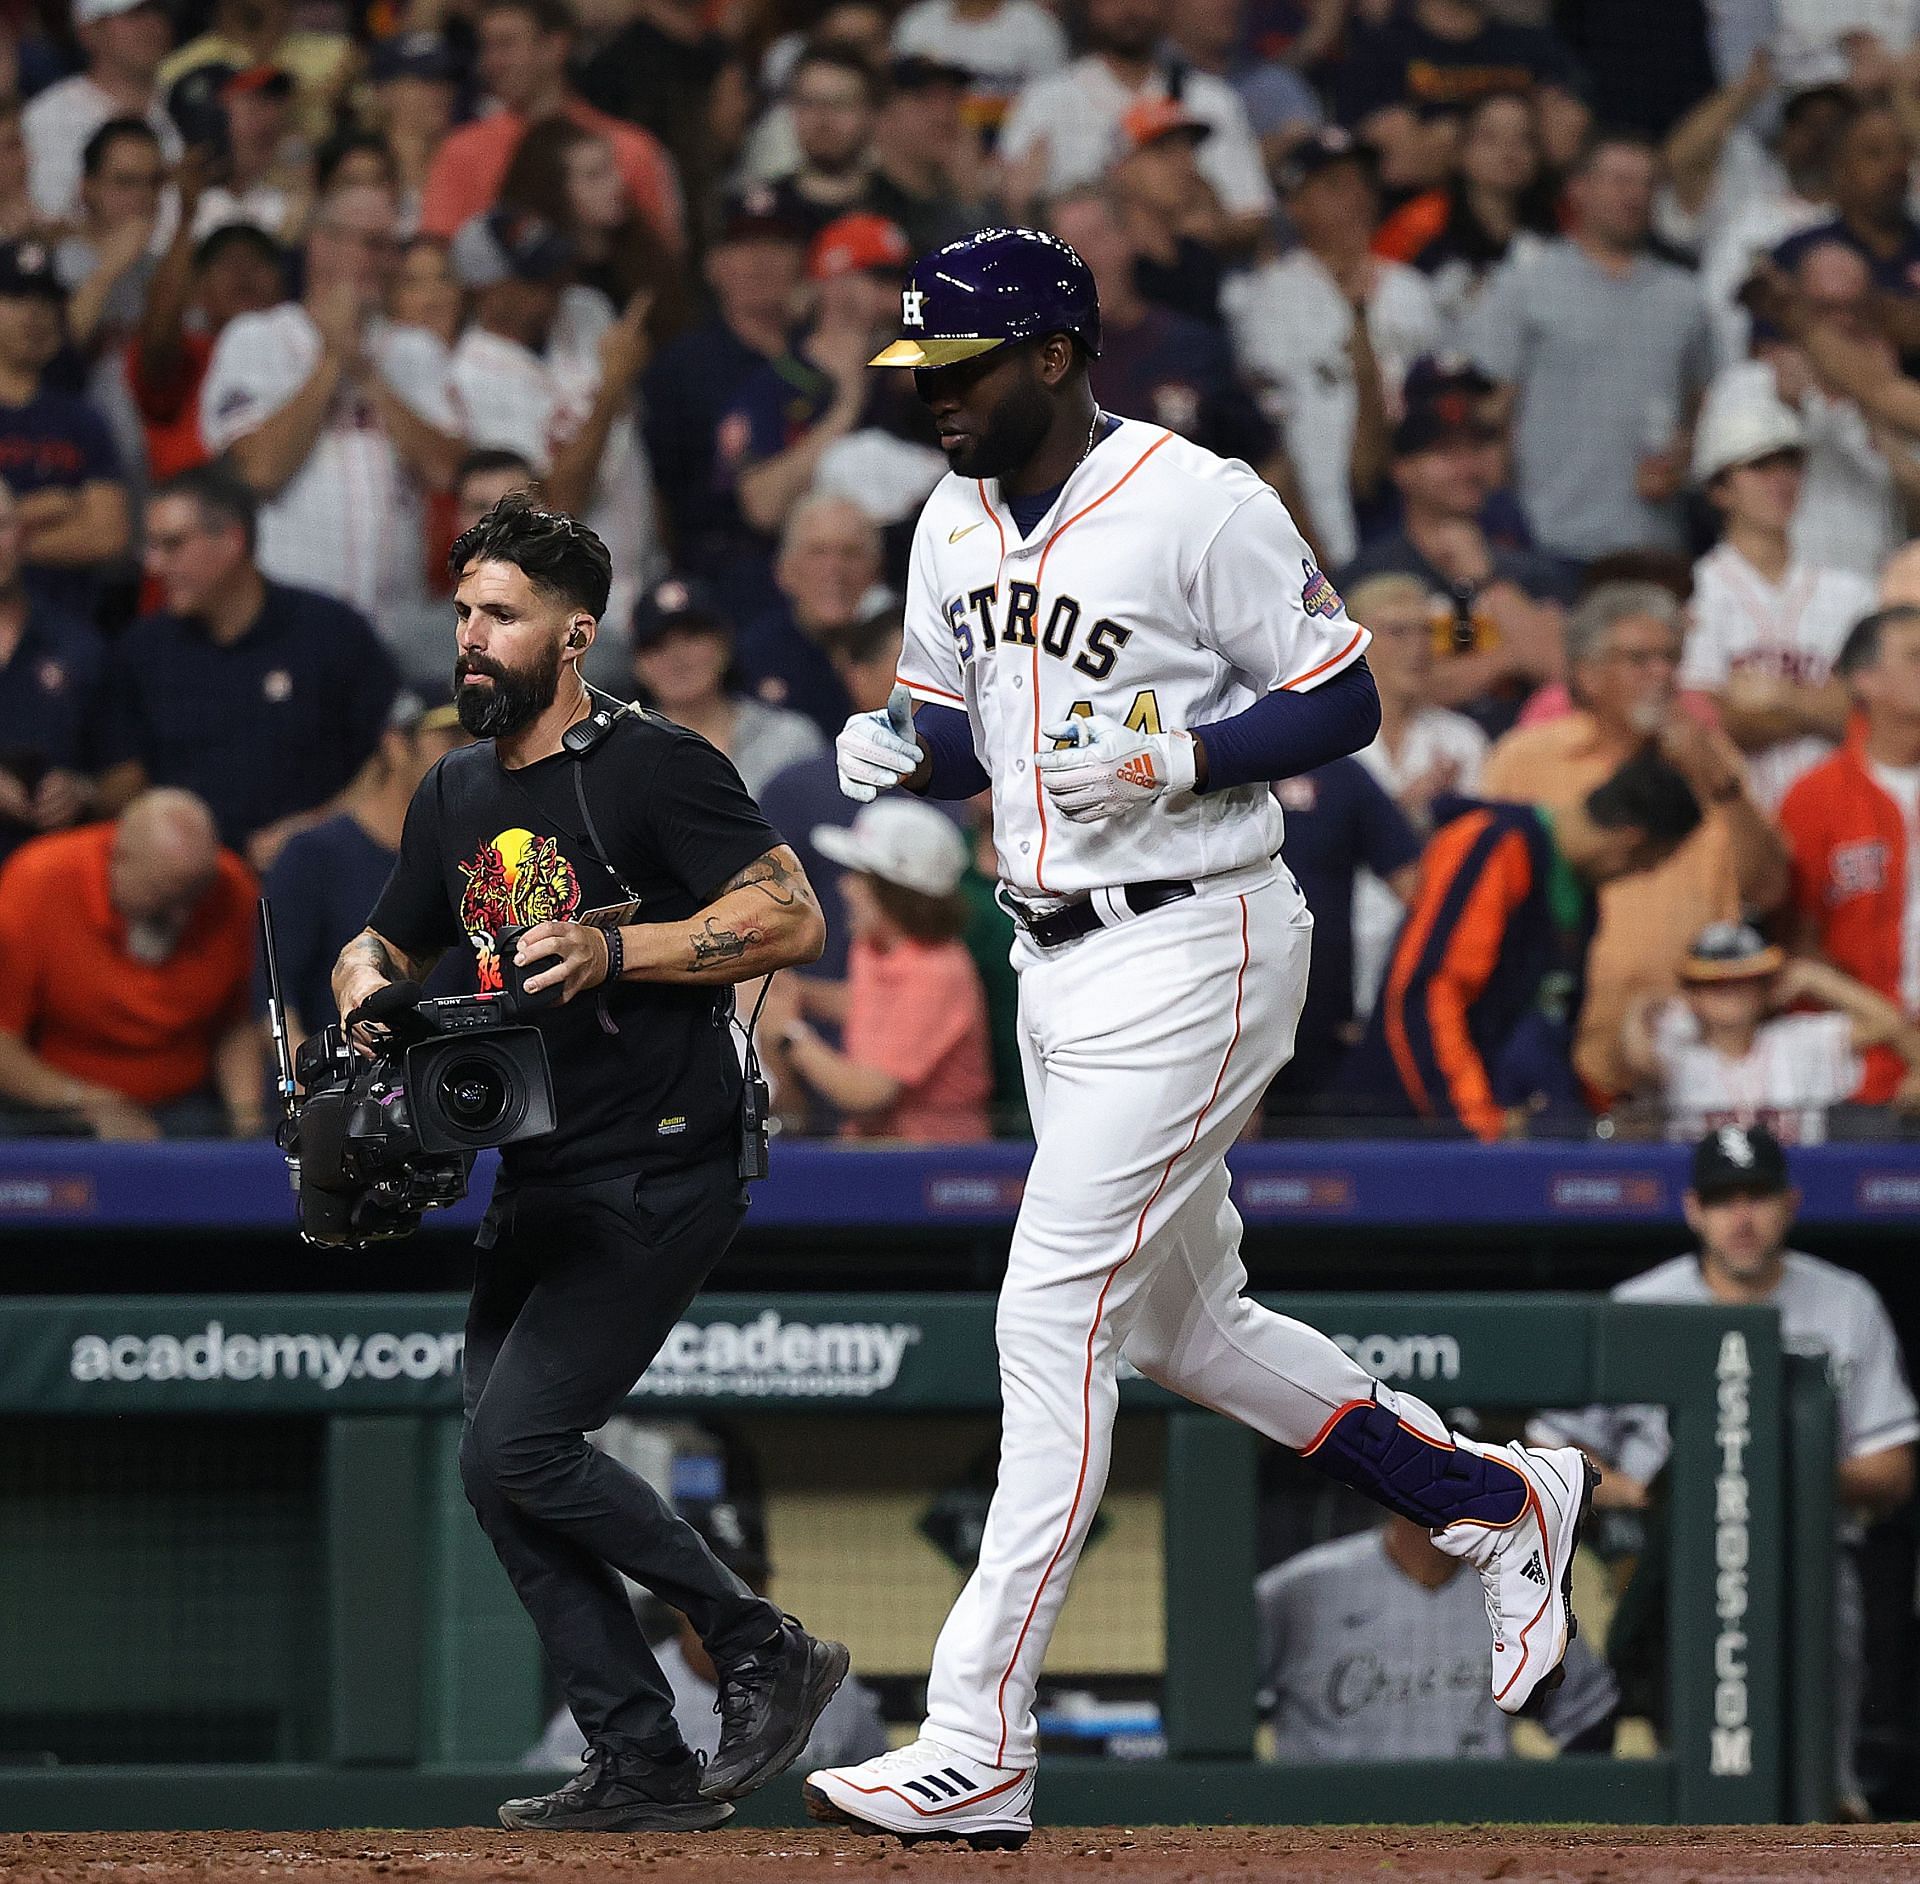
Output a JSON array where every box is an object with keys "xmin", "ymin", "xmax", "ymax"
[
  {"xmin": 803, "ymin": 1736, "xmax": 1034, "ymax": 1850},
  {"xmin": 1436, "ymin": 1443, "xmax": 1599, "ymax": 1716}
]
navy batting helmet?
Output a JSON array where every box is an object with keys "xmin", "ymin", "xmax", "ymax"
[{"xmin": 869, "ymin": 227, "xmax": 1101, "ymax": 368}]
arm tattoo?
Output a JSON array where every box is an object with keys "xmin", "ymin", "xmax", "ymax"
[
  {"xmin": 721, "ymin": 848, "xmax": 807, "ymax": 910},
  {"xmin": 344, "ymin": 932, "xmax": 403, "ymax": 978},
  {"xmin": 689, "ymin": 918, "xmax": 764, "ymax": 971}
]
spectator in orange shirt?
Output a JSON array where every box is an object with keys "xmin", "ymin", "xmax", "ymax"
[
  {"xmin": 417, "ymin": 0, "xmax": 683, "ymax": 252},
  {"xmin": 0, "ymin": 789, "xmax": 261, "ymax": 1139},
  {"xmin": 761, "ymin": 796, "xmax": 990, "ymax": 1141},
  {"xmin": 1479, "ymin": 581, "xmax": 1790, "ymax": 1097},
  {"xmin": 1779, "ymin": 604, "xmax": 1920, "ymax": 1103}
]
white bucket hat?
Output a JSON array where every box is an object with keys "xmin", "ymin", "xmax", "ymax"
[
  {"xmin": 812, "ymin": 798, "xmax": 969, "ymax": 899},
  {"xmin": 1691, "ymin": 377, "xmax": 1807, "ymax": 486}
]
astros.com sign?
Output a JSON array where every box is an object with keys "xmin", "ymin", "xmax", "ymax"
[{"xmin": 633, "ymin": 1312, "xmax": 923, "ymax": 1400}]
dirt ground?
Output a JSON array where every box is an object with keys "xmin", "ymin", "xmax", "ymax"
[{"xmin": 3, "ymin": 1826, "xmax": 1918, "ymax": 1884}]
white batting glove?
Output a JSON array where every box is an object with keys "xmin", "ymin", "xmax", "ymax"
[
  {"xmin": 1034, "ymin": 713, "xmax": 1199, "ymax": 824},
  {"xmin": 837, "ymin": 683, "xmax": 924, "ymax": 802}
]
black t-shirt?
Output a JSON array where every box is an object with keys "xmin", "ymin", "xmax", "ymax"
[{"xmin": 368, "ymin": 713, "xmax": 780, "ymax": 1185}]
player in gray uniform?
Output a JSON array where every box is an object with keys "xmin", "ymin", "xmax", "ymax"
[
  {"xmin": 1533, "ymin": 1124, "xmax": 1918, "ymax": 1812},
  {"xmin": 1257, "ymin": 1516, "xmax": 1617, "ymax": 1763}
]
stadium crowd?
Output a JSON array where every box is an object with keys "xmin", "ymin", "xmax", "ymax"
[{"xmin": 7, "ymin": 0, "xmax": 1920, "ymax": 1145}]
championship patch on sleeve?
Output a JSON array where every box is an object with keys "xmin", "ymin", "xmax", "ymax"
[{"xmin": 1300, "ymin": 559, "xmax": 1345, "ymax": 620}]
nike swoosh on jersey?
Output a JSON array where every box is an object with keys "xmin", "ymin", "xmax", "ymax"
[{"xmin": 948, "ymin": 521, "xmax": 987, "ymax": 543}]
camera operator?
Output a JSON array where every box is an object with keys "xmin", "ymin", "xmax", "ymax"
[{"xmin": 329, "ymin": 497, "xmax": 843, "ymax": 1834}]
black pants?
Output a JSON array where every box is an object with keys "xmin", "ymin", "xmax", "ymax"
[{"xmin": 458, "ymin": 1159, "xmax": 782, "ymax": 1757}]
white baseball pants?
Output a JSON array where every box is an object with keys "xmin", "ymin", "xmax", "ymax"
[{"xmin": 921, "ymin": 870, "xmax": 1448, "ymax": 1768}]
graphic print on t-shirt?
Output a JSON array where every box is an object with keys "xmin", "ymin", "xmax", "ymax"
[{"xmin": 457, "ymin": 826, "xmax": 581, "ymax": 990}]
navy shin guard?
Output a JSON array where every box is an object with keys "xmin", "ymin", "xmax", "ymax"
[{"xmin": 1302, "ymin": 1395, "xmax": 1527, "ymax": 1530}]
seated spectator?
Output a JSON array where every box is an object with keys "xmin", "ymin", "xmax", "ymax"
[
  {"xmin": 200, "ymin": 180, "xmax": 465, "ymax": 641},
  {"xmin": 23, "ymin": 0, "xmax": 179, "ymax": 226},
  {"xmin": 1337, "ymin": 370, "xmax": 1565, "ymax": 733},
  {"xmin": 642, "ymin": 190, "xmax": 807, "ymax": 616},
  {"xmin": 1256, "ymin": 1515, "xmax": 1616, "ymax": 1761},
  {"xmin": 996, "ymin": 0, "xmax": 1274, "ymax": 246},
  {"xmin": 1532, "ymin": 1123, "xmax": 1917, "ymax": 1815},
  {"xmin": 95, "ymin": 465, "xmax": 398, "ymax": 869},
  {"xmin": 263, "ymin": 695, "xmax": 470, "ymax": 1045},
  {"xmin": 719, "ymin": 214, "xmax": 937, "ymax": 541},
  {"xmin": 58, "ymin": 118, "xmax": 164, "ymax": 356},
  {"xmin": 761, "ymin": 796, "xmax": 989, "ymax": 1140},
  {"xmin": 1683, "ymin": 379, "xmax": 1872, "ymax": 813},
  {"xmin": 1225, "ymin": 129, "xmax": 1441, "ymax": 565},
  {"xmin": 0, "ymin": 788, "xmax": 259, "ymax": 1140},
  {"xmin": 0, "ymin": 478, "xmax": 103, "ymax": 863},
  {"xmin": 869, "ymin": 54, "xmax": 988, "ymax": 257},
  {"xmin": 1106, "ymin": 101, "xmax": 1229, "ymax": 325},
  {"xmin": 890, "ymin": 0, "xmax": 1069, "ymax": 130},
  {"xmin": 447, "ymin": 207, "xmax": 659, "ymax": 679},
  {"xmin": 576, "ymin": 0, "xmax": 732, "ymax": 202},
  {"xmin": 1480, "ymin": 583, "xmax": 1789, "ymax": 1098},
  {"xmin": 366, "ymin": 34, "xmax": 465, "ymax": 235},
  {"xmin": 738, "ymin": 493, "xmax": 883, "ymax": 736},
  {"xmin": 1349, "ymin": 748, "xmax": 1706, "ymax": 1140},
  {"xmin": 1051, "ymin": 187, "xmax": 1283, "ymax": 477},
  {"xmin": 1378, "ymin": 89, "xmax": 1557, "ymax": 339},
  {"xmin": 1779, "ymin": 604, "xmax": 1920, "ymax": 1103},
  {"xmin": 498, "ymin": 118, "xmax": 687, "ymax": 337},
  {"xmin": 768, "ymin": 42, "xmax": 884, "ymax": 243},
  {"xmin": 1334, "ymin": 0, "xmax": 1582, "ymax": 127},
  {"xmin": 630, "ymin": 575, "xmax": 823, "ymax": 798},
  {"xmin": 1161, "ymin": 0, "xmax": 1323, "ymax": 175},
  {"xmin": 418, "ymin": 0, "xmax": 683, "ymax": 251},
  {"xmin": 1620, "ymin": 920, "xmax": 1919, "ymax": 1142},
  {"xmin": 157, "ymin": 0, "xmax": 353, "ymax": 152},
  {"xmin": 1268, "ymin": 756, "xmax": 1421, "ymax": 1119},
  {"xmin": 1465, "ymin": 130, "xmax": 1712, "ymax": 572},
  {"xmin": 1772, "ymin": 103, "xmax": 1920, "ymax": 364},
  {"xmin": 0, "ymin": 239, "xmax": 130, "ymax": 622}
]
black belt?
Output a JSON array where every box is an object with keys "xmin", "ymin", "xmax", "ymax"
[{"xmin": 1012, "ymin": 878, "xmax": 1196, "ymax": 949}]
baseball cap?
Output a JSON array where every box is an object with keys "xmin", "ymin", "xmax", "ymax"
[
  {"xmin": 0, "ymin": 238, "xmax": 64, "ymax": 301},
  {"xmin": 1690, "ymin": 1122, "xmax": 1791, "ymax": 1202},
  {"xmin": 223, "ymin": 64, "xmax": 294, "ymax": 101},
  {"xmin": 631, "ymin": 574, "xmax": 729, "ymax": 647},
  {"xmin": 1122, "ymin": 96, "xmax": 1211, "ymax": 151},
  {"xmin": 889, "ymin": 53, "xmax": 972, "ymax": 91},
  {"xmin": 813, "ymin": 798, "xmax": 969, "ymax": 897},
  {"xmin": 75, "ymin": 0, "xmax": 161, "ymax": 23},
  {"xmin": 715, "ymin": 184, "xmax": 806, "ymax": 246},
  {"xmin": 1681, "ymin": 919, "xmax": 1785, "ymax": 984},
  {"xmin": 1691, "ymin": 380, "xmax": 1807, "ymax": 486},
  {"xmin": 1279, "ymin": 126, "xmax": 1378, "ymax": 193},
  {"xmin": 809, "ymin": 212, "xmax": 911, "ymax": 282},
  {"xmin": 449, "ymin": 208, "xmax": 575, "ymax": 288},
  {"xmin": 370, "ymin": 31, "xmax": 464, "ymax": 84}
]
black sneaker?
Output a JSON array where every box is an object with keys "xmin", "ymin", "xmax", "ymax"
[
  {"xmin": 701, "ymin": 1616, "xmax": 851, "ymax": 1801},
  {"xmin": 498, "ymin": 1745, "xmax": 734, "ymax": 1831}
]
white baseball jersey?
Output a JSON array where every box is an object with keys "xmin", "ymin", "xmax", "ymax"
[
  {"xmin": 201, "ymin": 306, "xmax": 461, "ymax": 636},
  {"xmin": 1649, "ymin": 1000, "xmax": 1863, "ymax": 1145},
  {"xmin": 1682, "ymin": 543, "xmax": 1874, "ymax": 814},
  {"xmin": 449, "ymin": 289, "xmax": 663, "ymax": 680},
  {"xmin": 895, "ymin": 416, "xmax": 1370, "ymax": 898}
]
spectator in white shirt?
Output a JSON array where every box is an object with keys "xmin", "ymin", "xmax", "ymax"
[
  {"xmin": 1619, "ymin": 920, "xmax": 1920, "ymax": 1141},
  {"xmin": 446, "ymin": 207, "xmax": 661, "ymax": 686},
  {"xmin": 890, "ymin": 0, "xmax": 1068, "ymax": 127},
  {"xmin": 1683, "ymin": 377, "xmax": 1873, "ymax": 813},
  {"xmin": 996, "ymin": 0, "xmax": 1274, "ymax": 245},
  {"xmin": 1224, "ymin": 130, "xmax": 1440, "ymax": 565},
  {"xmin": 199, "ymin": 181, "xmax": 466, "ymax": 642},
  {"xmin": 23, "ymin": 0, "xmax": 181, "ymax": 227}
]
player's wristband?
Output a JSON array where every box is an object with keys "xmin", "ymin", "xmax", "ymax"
[{"xmin": 601, "ymin": 925, "xmax": 624, "ymax": 985}]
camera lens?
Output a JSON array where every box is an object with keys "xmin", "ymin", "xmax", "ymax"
[{"xmin": 436, "ymin": 1056, "xmax": 511, "ymax": 1132}]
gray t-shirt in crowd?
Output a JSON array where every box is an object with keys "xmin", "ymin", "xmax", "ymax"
[
  {"xmin": 1533, "ymin": 1250, "xmax": 1920, "ymax": 1495},
  {"xmin": 1465, "ymin": 238, "xmax": 1711, "ymax": 561},
  {"xmin": 1254, "ymin": 1528, "xmax": 1617, "ymax": 1763}
]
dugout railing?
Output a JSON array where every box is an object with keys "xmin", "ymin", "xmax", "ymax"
[{"xmin": 0, "ymin": 1293, "xmax": 1832, "ymax": 1829}]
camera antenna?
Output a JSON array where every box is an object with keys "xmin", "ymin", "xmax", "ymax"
[{"xmin": 258, "ymin": 898, "xmax": 300, "ymax": 1182}]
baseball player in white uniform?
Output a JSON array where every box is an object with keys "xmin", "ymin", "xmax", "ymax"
[{"xmin": 803, "ymin": 229, "xmax": 1596, "ymax": 1849}]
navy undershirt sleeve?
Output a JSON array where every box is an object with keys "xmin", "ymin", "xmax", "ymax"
[
  {"xmin": 911, "ymin": 700, "xmax": 991, "ymax": 800},
  {"xmin": 1193, "ymin": 657, "xmax": 1381, "ymax": 794}
]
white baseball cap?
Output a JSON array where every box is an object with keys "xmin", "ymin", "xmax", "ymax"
[
  {"xmin": 812, "ymin": 799, "xmax": 969, "ymax": 898},
  {"xmin": 1691, "ymin": 377, "xmax": 1807, "ymax": 486},
  {"xmin": 76, "ymin": 0, "xmax": 161, "ymax": 24}
]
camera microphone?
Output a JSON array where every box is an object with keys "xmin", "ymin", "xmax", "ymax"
[{"xmin": 347, "ymin": 980, "xmax": 424, "ymax": 1030}]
